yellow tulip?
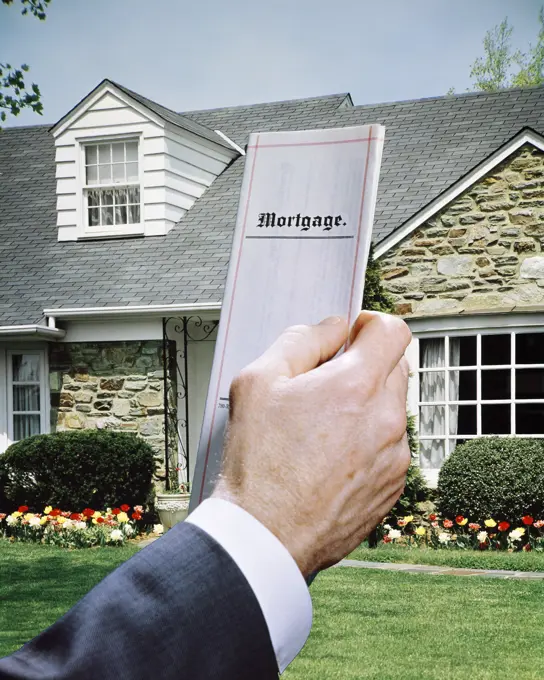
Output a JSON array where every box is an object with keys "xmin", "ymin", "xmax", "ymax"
[
  {"xmin": 44, "ymin": 506, "xmax": 52, "ymax": 515},
  {"xmin": 24, "ymin": 513, "xmax": 34, "ymax": 521},
  {"xmin": 117, "ymin": 512, "xmax": 129, "ymax": 523},
  {"xmin": 403, "ymin": 515, "xmax": 414, "ymax": 523},
  {"xmin": 40, "ymin": 517, "xmax": 47, "ymax": 525},
  {"xmin": 57, "ymin": 516, "xmax": 66, "ymax": 524},
  {"xmin": 92, "ymin": 518, "xmax": 98, "ymax": 525},
  {"xmin": 484, "ymin": 519, "xmax": 497, "ymax": 528},
  {"xmin": 12, "ymin": 511, "xmax": 22, "ymax": 518},
  {"xmin": 415, "ymin": 526, "xmax": 426, "ymax": 536},
  {"xmin": 93, "ymin": 511, "xmax": 101, "ymax": 519}
]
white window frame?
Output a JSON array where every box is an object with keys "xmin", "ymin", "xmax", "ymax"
[
  {"xmin": 77, "ymin": 133, "xmax": 144, "ymax": 240},
  {"xmin": 6, "ymin": 349, "xmax": 49, "ymax": 445},
  {"xmin": 408, "ymin": 313, "xmax": 544, "ymax": 487}
]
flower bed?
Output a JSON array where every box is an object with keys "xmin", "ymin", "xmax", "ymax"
[
  {"xmin": 379, "ymin": 513, "xmax": 544, "ymax": 552},
  {"xmin": 0, "ymin": 504, "xmax": 164, "ymax": 548}
]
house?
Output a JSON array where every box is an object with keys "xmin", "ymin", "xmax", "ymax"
[{"xmin": 1, "ymin": 79, "xmax": 543, "ymax": 487}]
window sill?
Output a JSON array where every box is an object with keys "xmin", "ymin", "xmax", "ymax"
[{"xmin": 79, "ymin": 226, "xmax": 145, "ymax": 240}]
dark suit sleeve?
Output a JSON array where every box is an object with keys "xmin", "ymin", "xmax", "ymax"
[{"xmin": 0, "ymin": 522, "xmax": 279, "ymax": 680}]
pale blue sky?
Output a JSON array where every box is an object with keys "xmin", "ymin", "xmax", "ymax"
[{"xmin": 2, "ymin": 0, "xmax": 541, "ymax": 126}]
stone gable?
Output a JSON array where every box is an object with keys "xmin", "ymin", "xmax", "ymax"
[{"xmin": 380, "ymin": 145, "xmax": 544, "ymax": 317}]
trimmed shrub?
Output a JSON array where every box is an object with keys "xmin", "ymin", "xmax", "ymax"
[
  {"xmin": 438, "ymin": 437, "xmax": 544, "ymax": 522},
  {"xmin": 1, "ymin": 430, "xmax": 156, "ymax": 511}
]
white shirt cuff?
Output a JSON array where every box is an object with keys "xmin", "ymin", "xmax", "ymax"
[{"xmin": 187, "ymin": 497, "xmax": 312, "ymax": 673}]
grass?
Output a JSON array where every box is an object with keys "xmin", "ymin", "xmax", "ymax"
[
  {"xmin": 285, "ymin": 567, "xmax": 544, "ymax": 680},
  {"xmin": 0, "ymin": 541, "xmax": 139, "ymax": 657},
  {"xmin": 3, "ymin": 541, "xmax": 544, "ymax": 678},
  {"xmin": 349, "ymin": 543, "xmax": 544, "ymax": 572}
]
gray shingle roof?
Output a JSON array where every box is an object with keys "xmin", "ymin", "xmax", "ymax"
[
  {"xmin": 1, "ymin": 86, "xmax": 543, "ymax": 326},
  {"xmin": 110, "ymin": 81, "xmax": 234, "ymax": 151}
]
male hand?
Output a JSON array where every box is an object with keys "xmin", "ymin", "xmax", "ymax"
[{"xmin": 212, "ymin": 311, "xmax": 411, "ymax": 578}]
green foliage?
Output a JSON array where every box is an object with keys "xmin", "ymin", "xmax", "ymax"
[
  {"xmin": 1, "ymin": 0, "xmax": 50, "ymax": 125},
  {"xmin": 438, "ymin": 437, "xmax": 544, "ymax": 522},
  {"xmin": 461, "ymin": 10, "xmax": 544, "ymax": 93},
  {"xmin": 2, "ymin": 0, "xmax": 51, "ymax": 20},
  {"xmin": 363, "ymin": 243, "xmax": 395, "ymax": 313},
  {"xmin": 0, "ymin": 430, "xmax": 156, "ymax": 511},
  {"xmin": 390, "ymin": 415, "xmax": 429, "ymax": 517}
]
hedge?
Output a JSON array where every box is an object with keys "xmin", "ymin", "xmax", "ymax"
[
  {"xmin": 0, "ymin": 430, "xmax": 156, "ymax": 512},
  {"xmin": 438, "ymin": 437, "xmax": 544, "ymax": 522}
]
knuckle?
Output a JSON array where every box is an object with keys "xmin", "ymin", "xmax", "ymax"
[
  {"xmin": 283, "ymin": 324, "xmax": 312, "ymax": 342},
  {"xmin": 229, "ymin": 366, "xmax": 263, "ymax": 404}
]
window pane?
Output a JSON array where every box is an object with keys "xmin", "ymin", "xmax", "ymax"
[
  {"xmin": 482, "ymin": 370, "xmax": 510, "ymax": 400},
  {"xmin": 516, "ymin": 404, "xmax": 544, "ymax": 434},
  {"xmin": 101, "ymin": 206, "xmax": 114, "ymax": 226},
  {"xmin": 85, "ymin": 145, "xmax": 98, "ymax": 165},
  {"xmin": 12, "ymin": 355, "xmax": 39, "ymax": 382},
  {"xmin": 482, "ymin": 334, "xmax": 510, "ymax": 366},
  {"xmin": 87, "ymin": 190, "xmax": 100, "ymax": 207},
  {"xmin": 102, "ymin": 189, "xmax": 113, "ymax": 206},
  {"xmin": 419, "ymin": 405, "xmax": 445, "ymax": 436},
  {"xmin": 14, "ymin": 414, "xmax": 40, "ymax": 441},
  {"xmin": 13, "ymin": 385, "xmax": 40, "ymax": 411},
  {"xmin": 86, "ymin": 165, "xmax": 98, "ymax": 185},
  {"xmin": 114, "ymin": 188, "xmax": 127, "ymax": 205},
  {"xmin": 516, "ymin": 369, "xmax": 544, "ymax": 400},
  {"xmin": 128, "ymin": 204, "xmax": 140, "ymax": 224},
  {"xmin": 516, "ymin": 333, "xmax": 544, "ymax": 365},
  {"xmin": 454, "ymin": 405, "xmax": 477, "ymax": 435},
  {"xmin": 98, "ymin": 164, "xmax": 112, "ymax": 184},
  {"xmin": 112, "ymin": 143, "xmax": 124, "ymax": 163},
  {"xmin": 127, "ymin": 187, "xmax": 140, "ymax": 204},
  {"xmin": 420, "ymin": 371, "xmax": 445, "ymax": 402},
  {"xmin": 450, "ymin": 370, "xmax": 476, "ymax": 401},
  {"xmin": 420, "ymin": 338, "xmax": 444, "ymax": 368},
  {"xmin": 112, "ymin": 163, "xmax": 125, "ymax": 183},
  {"xmin": 115, "ymin": 204, "xmax": 127, "ymax": 225},
  {"xmin": 126, "ymin": 142, "xmax": 138, "ymax": 161},
  {"xmin": 126, "ymin": 162, "xmax": 138, "ymax": 182},
  {"xmin": 88, "ymin": 207, "xmax": 100, "ymax": 226},
  {"xmin": 482, "ymin": 404, "xmax": 511, "ymax": 434},
  {"xmin": 98, "ymin": 144, "xmax": 111, "ymax": 163},
  {"xmin": 450, "ymin": 336, "xmax": 476, "ymax": 367},
  {"xmin": 419, "ymin": 440, "xmax": 445, "ymax": 470}
]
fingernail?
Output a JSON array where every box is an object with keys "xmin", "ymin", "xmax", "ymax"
[{"xmin": 319, "ymin": 316, "xmax": 344, "ymax": 326}]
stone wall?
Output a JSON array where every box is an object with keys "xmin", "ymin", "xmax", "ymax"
[
  {"xmin": 380, "ymin": 145, "xmax": 544, "ymax": 317},
  {"xmin": 49, "ymin": 341, "xmax": 165, "ymax": 459}
]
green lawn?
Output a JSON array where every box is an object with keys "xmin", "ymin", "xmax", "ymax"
[
  {"xmin": 0, "ymin": 541, "xmax": 139, "ymax": 657},
  {"xmin": 285, "ymin": 568, "xmax": 544, "ymax": 680},
  {"xmin": 2, "ymin": 541, "xmax": 544, "ymax": 679},
  {"xmin": 350, "ymin": 544, "xmax": 544, "ymax": 572}
]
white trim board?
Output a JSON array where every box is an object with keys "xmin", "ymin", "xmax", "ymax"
[
  {"xmin": 407, "ymin": 311, "xmax": 544, "ymax": 337},
  {"xmin": 44, "ymin": 302, "xmax": 222, "ymax": 320},
  {"xmin": 375, "ymin": 128, "xmax": 544, "ymax": 259}
]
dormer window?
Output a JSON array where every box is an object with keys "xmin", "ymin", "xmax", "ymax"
[{"xmin": 83, "ymin": 139, "xmax": 141, "ymax": 235}]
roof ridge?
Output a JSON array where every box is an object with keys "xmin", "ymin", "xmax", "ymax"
[
  {"xmin": 2, "ymin": 122, "xmax": 51, "ymax": 131},
  {"xmin": 181, "ymin": 92, "xmax": 351, "ymax": 116},
  {"xmin": 347, "ymin": 83, "xmax": 544, "ymax": 111}
]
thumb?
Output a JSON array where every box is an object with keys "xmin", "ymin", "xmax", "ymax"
[{"xmin": 252, "ymin": 316, "xmax": 349, "ymax": 379}]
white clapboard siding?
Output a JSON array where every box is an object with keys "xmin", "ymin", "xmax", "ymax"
[
  {"xmin": 56, "ymin": 209, "xmax": 77, "ymax": 227},
  {"xmin": 54, "ymin": 81, "xmax": 240, "ymax": 241},
  {"xmin": 55, "ymin": 161, "xmax": 76, "ymax": 179}
]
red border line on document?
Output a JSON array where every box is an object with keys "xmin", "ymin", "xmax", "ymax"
[
  {"xmin": 345, "ymin": 126, "xmax": 374, "ymax": 349},
  {"xmin": 247, "ymin": 136, "xmax": 383, "ymax": 149},
  {"xmin": 198, "ymin": 134, "xmax": 261, "ymax": 502}
]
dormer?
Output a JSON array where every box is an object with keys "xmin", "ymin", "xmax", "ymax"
[{"xmin": 51, "ymin": 80, "xmax": 241, "ymax": 241}]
